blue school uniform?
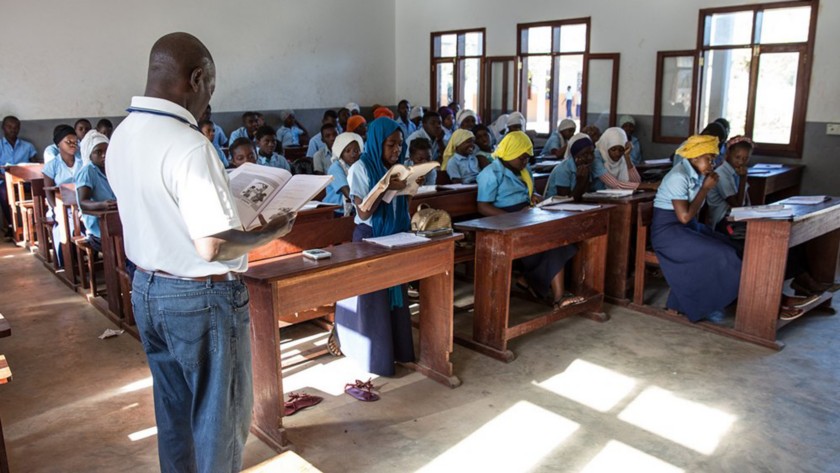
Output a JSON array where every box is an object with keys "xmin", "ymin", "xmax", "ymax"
[
  {"xmin": 74, "ymin": 163, "xmax": 115, "ymax": 239},
  {"xmin": 405, "ymin": 128, "xmax": 441, "ymax": 162},
  {"xmin": 543, "ymin": 155, "xmax": 606, "ymax": 197},
  {"xmin": 542, "ymin": 131, "xmax": 564, "ymax": 157},
  {"xmin": 336, "ymin": 119, "xmax": 414, "ymax": 376},
  {"xmin": 256, "ymin": 153, "xmax": 291, "ymax": 171},
  {"xmin": 212, "ymin": 142, "xmax": 229, "ymax": 167},
  {"xmin": 628, "ymin": 135, "xmax": 642, "ymax": 166},
  {"xmin": 477, "ymin": 158, "xmax": 577, "ymax": 300},
  {"xmin": 446, "ymin": 153, "xmax": 481, "ymax": 184},
  {"xmin": 405, "ymin": 158, "xmax": 437, "ymax": 186},
  {"xmin": 43, "ymin": 156, "xmax": 83, "ymax": 267},
  {"xmin": 306, "ymin": 132, "xmax": 326, "ymax": 157},
  {"xmin": 706, "ymin": 161, "xmax": 743, "ymax": 230},
  {"xmin": 396, "ymin": 117, "xmax": 417, "ymax": 138},
  {"xmin": 324, "ymin": 160, "xmax": 350, "ymax": 210},
  {"xmin": 651, "ymin": 159, "xmax": 742, "ymax": 322},
  {"xmin": 212, "ymin": 123, "xmax": 228, "ymax": 147},
  {"xmin": 276, "ymin": 126, "xmax": 304, "ymax": 148},
  {"xmin": 43, "ymin": 144, "xmax": 81, "ymax": 164},
  {"xmin": 313, "ymin": 147, "xmax": 333, "ymax": 174},
  {"xmin": 228, "ymin": 126, "xmax": 251, "ymax": 143},
  {"xmin": 0, "ymin": 137, "xmax": 37, "ymax": 176}
]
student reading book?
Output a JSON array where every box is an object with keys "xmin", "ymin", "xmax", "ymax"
[
  {"xmin": 358, "ymin": 160, "xmax": 439, "ymax": 212},
  {"xmin": 227, "ymin": 162, "xmax": 332, "ymax": 230}
]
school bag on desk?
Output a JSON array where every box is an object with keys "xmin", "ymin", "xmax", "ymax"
[{"xmin": 411, "ymin": 203, "xmax": 451, "ymax": 232}]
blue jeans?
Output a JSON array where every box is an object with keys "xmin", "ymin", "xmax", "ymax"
[{"xmin": 132, "ymin": 270, "xmax": 253, "ymax": 473}]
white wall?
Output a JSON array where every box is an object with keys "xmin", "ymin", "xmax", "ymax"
[
  {"xmin": 0, "ymin": 0, "xmax": 396, "ymax": 121},
  {"xmin": 395, "ymin": 0, "xmax": 840, "ymax": 123}
]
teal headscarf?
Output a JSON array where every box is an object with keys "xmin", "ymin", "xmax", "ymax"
[{"xmin": 360, "ymin": 117, "xmax": 410, "ymax": 308}]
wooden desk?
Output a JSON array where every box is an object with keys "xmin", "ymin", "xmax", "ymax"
[
  {"xmin": 244, "ymin": 236, "xmax": 462, "ymax": 452},
  {"xmin": 735, "ymin": 198, "xmax": 840, "ymax": 349},
  {"xmin": 86, "ymin": 210, "xmax": 125, "ymax": 325},
  {"xmin": 583, "ymin": 192, "xmax": 656, "ymax": 304},
  {"xmin": 4, "ymin": 164, "xmax": 43, "ymax": 244},
  {"xmin": 50, "ymin": 184, "xmax": 79, "ymax": 289},
  {"xmin": 747, "ymin": 164, "xmax": 804, "ymax": 205},
  {"xmin": 455, "ymin": 207, "xmax": 611, "ymax": 361}
]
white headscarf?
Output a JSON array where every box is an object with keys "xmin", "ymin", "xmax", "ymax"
[
  {"xmin": 279, "ymin": 109, "xmax": 295, "ymax": 121},
  {"xmin": 557, "ymin": 119, "xmax": 576, "ymax": 133},
  {"xmin": 456, "ymin": 109, "xmax": 477, "ymax": 126},
  {"xmin": 80, "ymin": 130, "xmax": 109, "ymax": 165},
  {"xmin": 344, "ymin": 102, "xmax": 361, "ymax": 114},
  {"xmin": 331, "ymin": 132, "xmax": 364, "ymax": 172},
  {"xmin": 409, "ymin": 105, "xmax": 424, "ymax": 120},
  {"xmin": 596, "ymin": 127, "xmax": 629, "ymax": 181},
  {"xmin": 506, "ymin": 111, "xmax": 526, "ymax": 128},
  {"xmin": 564, "ymin": 133, "xmax": 592, "ymax": 160},
  {"xmin": 491, "ymin": 114, "xmax": 509, "ymax": 135}
]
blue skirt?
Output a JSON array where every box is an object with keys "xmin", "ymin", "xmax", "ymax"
[
  {"xmin": 334, "ymin": 224, "xmax": 415, "ymax": 376},
  {"xmin": 651, "ymin": 208, "xmax": 742, "ymax": 321}
]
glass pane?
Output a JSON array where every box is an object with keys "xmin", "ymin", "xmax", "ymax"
[
  {"xmin": 489, "ymin": 62, "xmax": 505, "ymax": 121},
  {"xmin": 436, "ymin": 62, "xmax": 455, "ymax": 108},
  {"xmin": 554, "ymin": 55, "xmax": 584, "ymax": 130},
  {"xmin": 464, "ymin": 32, "xmax": 483, "ymax": 56},
  {"xmin": 525, "ymin": 26, "xmax": 552, "ymax": 54},
  {"xmin": 698, "ymin": 48, "xmax": 751, "ymax": 137},
  {"xmin": 753, "ymin": 52, "xmax": 799, "ymax": 144},
  {"xmin": 523, "ymin": 56, "xmax": 552, "ymax": 133},
  {"xmin": 439, "ymin": 34, "xmax": 456, "ymax": 58},
  {"xmin": 759, "ymin": 7, "xmax": 811, "ymax": 44},
  {"xmin": 586, "ymin": 58, "xmax": 614, "ymax": 132},
  {"xmin": 462, "ymin": 58, "xmax": 481, "ymax": 113},
  {"xmin": 706, "ymin": 11, "xmax": 753, "ymax": 46},
  {"xmin": 559, "ymin": 24, "xmax": 587, "ymax": 53},
  {"xmin": 659, "ymin": 56, "xmax": 694, "ymax": 137}
]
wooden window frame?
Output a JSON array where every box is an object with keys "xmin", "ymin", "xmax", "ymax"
[
  {"xmin": 429, "ymin": 28, "xmax": 486, "ymax": 111},
  {"xmin": 482, "ymin": 56, "xmax": 518, "ymax": 125},
  {"xmin": 653, "ymin": 50, "xmax": 699, "ymax": 144},
  {"xmin": 516, "ymin": 17, "xmax": 591, "ymax": 136}
]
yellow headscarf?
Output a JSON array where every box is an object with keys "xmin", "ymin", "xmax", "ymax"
[
  {"xmin": 676, "ymin": 135, "xmax": 720, "ymax": 159},
  {"xmin": 494, "ymin": 131, "xmax": 534, "ymax": 196},
  {"xmin": 441, "ymin": 129, "xmax": 475, "ymax": 170}
]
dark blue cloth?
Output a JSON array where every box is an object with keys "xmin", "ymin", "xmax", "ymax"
[
  {"xmin": 651, "ymin": 207, "xmax": 741, "ymax": 322},
  {"xmin": 334, "ymin": 223, "xmax": 416, "ymax": 376},
  {"xmin": 132, "ymin": 271, "xmax": 252, "ymax": 472}
]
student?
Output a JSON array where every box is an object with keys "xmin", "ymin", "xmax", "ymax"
[
  {"xmin": 673, "ymin": 121, "xmax": 727, "ymax": 168},
  {"xmin": 228, "ymin": 137, "xmax": 258, "ymax": 168},
  {"xmin": 306, "ymin": 110, "xmax": 338, "ymax": 156},
  {"xmin": 447, "ymin": 101, "xmax": 461, "ymax": 116},
  {"xmin": 44, "ymin": 124, "xmax": 84, "ymax": 164},
  {"xmin": 345, "ymin": 102, "xmax": 361, "ymax": 116},
  {"xmin": 75, "ymin": 118, "xmax": 92, "ymax": 142},
  {"xmin": 408, "ymin": 105, "xmax": 423, "ymax": 133},
  {"xmin": 581, "ymin": 124, "xmax": 601, "ymax": 144},
  {"xmin": 276, "ymin": 110, "xmax": 308, "ymax": 149},
  {"xmin": 337, "ymin": 107, "xmax": 351, "ymax": 133},
  {"xmin": 228, "ymin": 111, "xmax": 259, "ymax": 143},
  {"xmin": 199, "ymin": 104, "xmax": 228, "ymax": 148},
  {"xmin": 334, "ymin": 117, "xmax": 420, "ymax": 376},
  {"xmin": 312, "ymin": 123, "xmax": 339, "ymax": 174},
  {"xmin": 476, "ymin": 131, "xmax": 581, "ymax": 308},
  {"xmin": 95, "ymin": 118, "xmax": 114, "ymax": 139},
  {"xmin": 595, "ymin": 127, "xmax": 642, "ymax": 190},
  {"xmin": 506, "ymin": 112, "xmax": 526, "ymax": 132},
  {"xmin": 443, "ymin": 129, "xmax": 480, "ymax": 184},
  {"xmin": 323, "ymin": 132, "xmax": 363, "ymax": 214},
  {"xmin": 374, "ymin": 107, "xmax": 394, "ymax": 120},
  {"xmin": 75, "ymin": 131, "xmax": 116, "ymax": 252},
  {"xmin": 619, "ymin": 115, "xmax": 643, "ymax": 166},
  {"xmin": 396, "ymin": 100, "xmax": 415, "ymax": 137},
  {"xmin": 544, "ymin": 134, "xmax": 606, "ymax": 200},
  {"xmin": 543, "ymin": 119, "xmax": 576, "ymax": 158},
  {"xmin": 406, "ymin": 111, "xmax": 444, "ymax": 162},
  {"xmin": 651, "ymin": 134, "xmax": 741, "ymax": 323},
  {"xmin": 488, "ymin": 114, "xmax": 509, "ymax": 147},
  {"xmin": 405, "ymin": 137, "xmax": 437, "ymax": 186},
  {"xmin": 255, "ymin": 112, "xmax": 265, "ymax": 127},
  {"xmin": 472, "ymin": 124, "xmax": 495, "ymax": 167},
  {"xmin": 706, "ymin": 136, "xmax": 752, "ymax": 232},
  {"xmin": 439, "ymin": 106, "xmax": 455, "ymax": 144},
  {"xmin": 43, "ymin": 125, "xmax": 84, "ymax": 266},
  {"xmin": 456, "ymin": 109, "xmax": 477, "ymax": 130},
  {"xmin": 198, "ymin": 120, "xmax": 229, "ymax": 167},
  {"xmin": 255, "ymin": 126, "xmax": 292, "ymax": 171},
  {"xmin": 1, "ymin": 115, "xmax": 38, "ymax": 232},
  {"xmin": 346, "ymin": 115, "xmax": 367, "ymax": 140}
]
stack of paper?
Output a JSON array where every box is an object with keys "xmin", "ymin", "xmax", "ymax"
[
  {"xmin": 541, "ymin": 203, "xmax": 601, "ymax": 212},
  {"xmin": 776, "ymin": 195, "xmax": 830, "ymax": 205},
  {"xmin": 416, "ymin": 185, "xmax": 438, "ymax": 195},
  {"xmin": 363, "ymin": 232, "xmax": 430, "ymax": 248},
  {"xmin": 752, "ymin": 163, "xmax": 784, "ymax": 169},
  {"xmin": 643, "ymin": 158, "xmax": 671, "ymax": 165},
  {"xmin": 438, "ymin": 183, "xmax": 478, "ymax": 190},
  {"xmin": 596, "ymin": 189, "xmax": 634, "ymax": 197},
  {"xmin": 536, "ymin": 196, "xmax": 573, "ymax": 208},
  {"xmin": 730, "ymin": 205, "xmax": 794, "ymax": 221}
]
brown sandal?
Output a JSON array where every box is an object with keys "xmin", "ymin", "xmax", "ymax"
[
  {"xmin": 284, "ymin": 392, "xmax": 324, "ymax": 416},
  {"xmin": 554, "ymin": 293, "xmax": 586, "ymax": 309},
  {"xmin": 327, "ymin": 327, "xmax": 342, "ymax": 357},
  {"xmin": 344, "ymin": 379, "xmax": 379, "ymax": 402}
]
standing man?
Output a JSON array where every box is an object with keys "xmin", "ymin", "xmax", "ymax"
[{"xmin": 107, "ymin": 33, "xmax": 295, "ymax": 473}]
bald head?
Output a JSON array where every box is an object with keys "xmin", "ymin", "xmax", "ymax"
[{"xmin": 145, "ymin": 32, "xmax": 216, "ymax": 121}]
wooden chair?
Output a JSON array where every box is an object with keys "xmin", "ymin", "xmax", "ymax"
[
  {"xmin": 30, "ymin": 179, "xmax": 53, "ymax": 265},
  {"xmin": 17, "ymin": 200, "xmax": 36, "ymax": 248},
  {"xmin": 632, "ymin": 201, "xmax": 660, "ymax": 305},
  {"xmin": 113, "ymin": 234, "xmax": 135, "ymax": 326}
]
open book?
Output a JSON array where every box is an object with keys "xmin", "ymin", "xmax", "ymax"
[
  {"xmin": 729, "ymin": 204, "xmax": 794, "ymax": 221},
  {"xmin": 360, "ymin": 162, "xmax": 440, "ymax": 212},
  {"xmin": 228, "ymin": 163, "xmax": 332, "ymax": 230}
]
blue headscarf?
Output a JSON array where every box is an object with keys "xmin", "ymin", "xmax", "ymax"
[{"xmin": 360, "ymin": 117, "xmax": 410, "ymax": 308}]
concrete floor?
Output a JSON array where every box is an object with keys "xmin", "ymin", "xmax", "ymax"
[{"xmin": 0, "ymin": 242, "xmax": 838, "ymax": 473}]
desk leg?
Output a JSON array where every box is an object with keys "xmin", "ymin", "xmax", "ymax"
[
  {"xmin": 33, "ymin": 197, "xmax": 49, "ymax": 262},
  {"xmin": 248, "ymin": 283, "xmax": 288, "ymax": 453},
  {"xmin": 572, "ymin": 232, "xmax": 609, "ymax": 321},
  {"xmin": 806, "ymin": 228, "xmax": 840, "ymax": 312},
  {"xmin": 414, "ymin": 268, "xmax": 461, "ymax": 387},
  {"xmin": 604, "ymin": 204, "xmax": 632, "ymax": 304},
  {"xmin": 5, "ymin": 179, "xmax": 20, "ymax": 243},
  {"xmin": 735, "ymin": 220, "xmax": 789, "ymax": 346},
  {"xmin": 459, "ymin": 232, "xmax": 515, "ymax": 362},
  {"xmin": 99, "ymin": 218, "xmax": 121, "ymax": 318}
]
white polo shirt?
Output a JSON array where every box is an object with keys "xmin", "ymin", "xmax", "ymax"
[{"xmin": 107, "ymin": 96, "xmax": 246, "ymax": 277}]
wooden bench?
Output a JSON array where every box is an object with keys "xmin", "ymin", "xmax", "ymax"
[
  {"xmin": 631, "ymin": 201, "xmax": 659, "ymax": 306},
  {"xmin": 4, "ymin": 164, "xmax": 44, "ymax": 245}
]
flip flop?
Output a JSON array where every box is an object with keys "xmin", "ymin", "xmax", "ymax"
[
  {"xmin": 327, "ymin": 327, "xmax": 343, "ymax": 357},
  {"xmin": 554, "ymin": 293, "xmax": 585, "ymax": 309},
  {"xmin": 284, "ymin": 392, "xmax": 324, "ymax": 416},
  {"xmin": 344, "ymin": 379, "xmax": 380, "ymax": 402},
  {"xmin": 782, "ymin": 293, "xmax": 820, "ymax": 309},
  {"xmin": 779, "ymin": 306, "xmax": 805, "ymax": 321}
]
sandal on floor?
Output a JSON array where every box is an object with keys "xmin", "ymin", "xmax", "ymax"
[
  {"xmin": 554, "ymin": 292, "xmax": 586, "ymax": 309},
  {"xmin": 780, "ymin": 305, "xmax": 805, "ymax": 321},
  {"xmin": 327, "ymin": 327, "xmax": 343, "ymax": 357},
  {"xmin": 782, "ymin": 293, "xmax": 820, "ymax": 309},
  {"xmin": 284, "ymin": 392, "xmax": 324, "ymax": 416},
  {"xmin": 344, "ymin": 379, "xmax": 379, "ymax": 402}
]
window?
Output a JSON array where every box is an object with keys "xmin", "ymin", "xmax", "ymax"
[
  {"xmin": 517, "ymin": 19, "xmax": 589, "ymax": 134},
  {"xmin": 655, "ymin": 1, "xmax": 817, "ymax": 155},
  {"xmin": 430, "ymin": 29, "xmax": 485, "ymax": 112}
]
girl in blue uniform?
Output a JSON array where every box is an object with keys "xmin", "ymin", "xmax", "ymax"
[
  {"xmin": 476, "ymin": 131, "xmax": 581, "ymax": 308},
  {"xmin": 334, "ymin": 118, "xmax": 421, "ymax": 376},
  {"xmin": 323, "ymin": 132, "xmax": 363, "ymax": 215},
  {"xmin": 43, "ymin": 125, "xmax": 84, "ymax": 267},
  {"xmin": 651, "ymin": 135, "xmax": 741, "ymax": 323}
]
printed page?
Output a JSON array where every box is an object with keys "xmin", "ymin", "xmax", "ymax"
[
  {"xmin": 257, "ymin": 174, "xmax": 333, "ymax": 228},
  {"xmin": 228, "ymin": 163, "xmax": 291, "ymax": 229},
  {"xmin": 360, "ymin": 162, "xmax": 440, "ymax": 211},
  {"xmin": 541, "ymin": 203, "xmax": 602, "ymax": 212},
  {"xmin": 363, "ymin": 232, "xmax": 430, "ymax": 248},
  {"xmin": 536, "ymin": 196, "xmax": 574, "ymax": 208},
  {"xmin": 730, "ymin": 204, "xmax": 794, "ymax": 221}
]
